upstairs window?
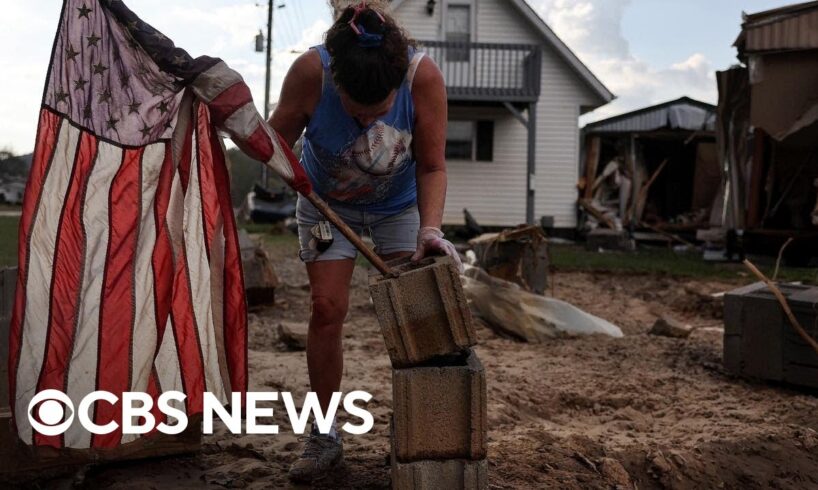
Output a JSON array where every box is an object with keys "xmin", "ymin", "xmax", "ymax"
[
  {"xmin": 445, "ymin": 120, "xmax": 494, "ymax": 161},
  {"xmin": 446, "ymin": 4, "xmax": 471, "ymax": 62}
]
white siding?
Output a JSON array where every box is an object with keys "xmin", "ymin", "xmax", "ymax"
[
  {"xmin": 394, "ymin": 0, "xmax": 602, "ymax": 227},
  {"xmin": 445, "ymin": 107, "xmax": 527, "ymax": 226},
  {"xmin": 392, "ymin": 0, "xmax": 442, "ymax": 39}
]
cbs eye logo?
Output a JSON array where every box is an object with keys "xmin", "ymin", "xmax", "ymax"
[{"xmin": 27, "ymin": 389, "xmax": 75, "ymax": 436}]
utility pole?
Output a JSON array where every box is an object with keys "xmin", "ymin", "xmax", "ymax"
[
  {"xmin": 260, "ymin": 1, "xmax": 285, "ymax": 186},
  {"xmin": 261, "ymin": 0, "xmax": 274, "ymax": 185}
]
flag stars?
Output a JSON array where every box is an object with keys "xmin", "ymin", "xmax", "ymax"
[
  {"xmin": 171, "ymin": 54, "xmax": 187, "ymax": 67},
  {"xmin": 86, "ymin": 33, "xmax": 101, "ymax": 47},
  {"xmin": 127, "ymin": 101, "xmax": 141, "ymax": 114},
  {"xmin": 120, "ymin": 75, "xmax": 131, "ymax": 88},
  {"xmin": 74, "ymin": 77, "xmax": 88, "ymax": 90},
  {"xmin": 83, "ymin": 105, "xmax": 93, "ymax": 120},
  {"xmin": 157, "ymin": 100, "xmax": 170, "ymax": 115},
  {"xmin": 125, "ymin": 20, "xmax": 139, "ymax": 33},
  {"xmin": 106, "ymin": 116, "xmax": 119, "ymax": 130},
  {"xmin": 77, "ymin": 4, "xmax": 92, "ymax": 19},
  {"xmin": 65, "ymin": 45, "xmax": 79, "ymax": 61},
  {"xmin": 99, "ymin": 88, "xmax": 113, "ymax": 104},
  {"xmin": 92, "ymin": 61, "xmax": 108, "ymax": 75},
  {"xmin": 139, "ymin": 123, "xmax": 152, "ymax": 138},
  {"xmin": 54, "ymin": 90, "xmax": 69, "ymax": 105},
  {"xmin": 151, "ymin": 30, "xmax": 166, "ymax": 42}
]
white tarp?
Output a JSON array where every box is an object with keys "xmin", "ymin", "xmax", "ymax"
[{"xmin": 462, "ymin": 267, "xmax": 624, "ymax": 341}]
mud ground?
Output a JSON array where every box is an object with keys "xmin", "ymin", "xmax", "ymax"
[{"xmin": 56, "ymin": 236, "xmax": 818, "ymax": 489}]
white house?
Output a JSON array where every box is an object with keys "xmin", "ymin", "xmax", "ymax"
[{"xmin": 389, "ymin": 0, "xmax": 613, "ymax": 228}]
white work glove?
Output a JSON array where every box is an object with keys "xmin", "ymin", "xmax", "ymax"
[{"xmin": 411, "ymin": 227, "xmax": 464, "ymax": 273}]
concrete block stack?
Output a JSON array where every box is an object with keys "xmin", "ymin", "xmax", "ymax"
[{"xmin": 370, "ymin": 256, "xmax": 487, "ymax": 490}]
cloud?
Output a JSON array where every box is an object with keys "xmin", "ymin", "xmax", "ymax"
[
  {"xmin": 527, "ymin": 0, "xmax": 717, "ymax": 123},
  {"xmin": 0, "ymin": 1, "xmax": 330, "ymax": 154}
]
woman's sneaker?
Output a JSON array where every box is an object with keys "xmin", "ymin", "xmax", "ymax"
[{"xmin": 288, "ymin": 426, "xmax": 344, "ymax": 483}]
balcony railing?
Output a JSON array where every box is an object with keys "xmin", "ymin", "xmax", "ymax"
[{"xmin": 418, "ymin": 40, "xmax": 543, "ymax": 103}]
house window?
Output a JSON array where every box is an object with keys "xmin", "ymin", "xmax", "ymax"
[
  {"xmin": 446, "ymin": 4, "xmax": 471, "ymax": 62},
  {"xmin": 446, "ymin": 120, "xmax": 494, "ymax": 161}
]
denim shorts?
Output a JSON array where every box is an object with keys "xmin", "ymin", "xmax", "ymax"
[{"xmin": 295, "ymin": 197, "xmax": 420, "ymax": 262}]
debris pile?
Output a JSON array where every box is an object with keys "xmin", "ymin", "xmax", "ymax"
[
  {"xmin": 238, "ymin": 230, "xmax": 279, "ymax": 307},
  {"xmin": 469, "ymin": 225, "xmax": 550, "ymax": 295}
]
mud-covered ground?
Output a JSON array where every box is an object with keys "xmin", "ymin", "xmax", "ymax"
[{"xmin": 54, "ymin": 236, "xmax": 818, "ymax": 489}]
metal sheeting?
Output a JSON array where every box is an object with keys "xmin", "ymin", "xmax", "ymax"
[
  {"xmin": 745, "ymin": 9, "xmax": 818, "ymax": 52},
  {"xmin": 736, "ymin": 1, "xmax": 818, "ymax": 54},
  {"xmin": 584, "ymin": 98, "xmax": 716, "ymax": 134}
]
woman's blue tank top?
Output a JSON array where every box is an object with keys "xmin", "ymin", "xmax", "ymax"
[{"xmin": 300, "ymin": 45, "xmax": 424, "ymax": 214}]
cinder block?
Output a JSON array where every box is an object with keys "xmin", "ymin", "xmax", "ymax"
[
  {"xmin": 723, "ymin": 282, "xmax": 818, "ymax": 389},
  {"xmin": 370, "ymin": 256, "xmax": 476, "ymax": 367},
  {"xmin": 392, "ymin": 350, "xmax": 486, "ymax": 461},
  {"xmin": 392, "ymin": 458, "xmax": 487, "ymax": 490},
  {"xmin": 390, "ymin": 419, "xmax": 488, "ymax": 490}
]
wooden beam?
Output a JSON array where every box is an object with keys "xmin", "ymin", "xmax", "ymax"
[
  {"xmin": 746, "ymin": 128, "xmax": 767, "ymax": 228},
  {"xmin": 579, "ymin": 198, "xmax": 616, "ymax": 229},
  {"xmin": 583, "ymin": 136, "xmax": 601, "ymax": 200},
  {"xmin": 634, "ymin": 158, "xmax": 669, "ymax": 223}
]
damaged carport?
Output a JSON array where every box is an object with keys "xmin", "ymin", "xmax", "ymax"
[
  {"xmin": 578, "ymin": 97, "xmax": 719, "ymax": 242},
  {"xmin": 708, "ymin": 1, "xmax": 818, "ymax": 264}
]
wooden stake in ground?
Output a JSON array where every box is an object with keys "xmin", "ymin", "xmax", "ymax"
[{"xmin": 742, "ymin": 259, "xmax": 818, "ymax": 357}]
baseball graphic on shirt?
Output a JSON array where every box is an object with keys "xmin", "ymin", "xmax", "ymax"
[{"xmin": 347, "ymin": 121, "xmax": 412, "ymax": 176}]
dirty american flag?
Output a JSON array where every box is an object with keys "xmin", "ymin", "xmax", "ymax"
[{"xmin": 8, "ymin": 0, "xmax": 311, "ymax": 449}]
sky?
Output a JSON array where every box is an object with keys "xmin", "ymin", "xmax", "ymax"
[{"xmin": 0, "ymin": 0, "xmax": 788, "ymax": 155}]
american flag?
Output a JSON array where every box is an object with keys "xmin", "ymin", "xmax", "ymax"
[{"xmin": 8, "ymin": 0, "xmax": 311, "ymax": 449}]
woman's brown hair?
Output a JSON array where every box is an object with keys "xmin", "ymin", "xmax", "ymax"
[{"xmin": 325, "ymin": 2, "xmax": 414, "ymax": 105}]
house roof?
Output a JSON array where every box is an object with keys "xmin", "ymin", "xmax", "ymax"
[
  {"xmin": 734, "ymin": 0, "xmax": 818, "ymax": 55},
  {"xmin": 390, "ymin": 0, "xmax": 614, "ymax": 104},
  {"xmin": 583, "ymin": 97, "xmax": 716, "ymax": 134}
]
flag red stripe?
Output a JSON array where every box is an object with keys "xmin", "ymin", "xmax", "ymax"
[
  {"xmin": 239, "ymin": 125, "xmax": 274, "ymax": 162},
  {"xmin": 177, "ymin": 121, "xmax": 194, "ymax": 193},
  {"xmin": 33, "ymin": 131, "xmax": 99, "ymax": 447},
  {"xmin": 167, "ymin": 121, "xmax": 207, "ymax": 414},
  {"xmin": 209, "ymin": 115, "xmax": 248, "ymax": 400},
  {"xmin": 196, "ymin": 104, "xmax": 220, "ymax": 260},
  {"xmin": 274, "ymin": 131, "xmax": 313, "ymax": 196},
  {"xmin": 8, "ymin": 109, "xmax": 62, "ymax": 413},
  {"xmin": 170, "ymin": 247, "xmax": 207, "ymax": 414},
  {"xmin": 207, "ymin": 81, "xmax": 253, "ymax": 126},
  {"xmin": 151, "ymin": 145, "xmax": 174, "ymax": 356},
  {"xmin": 92, "ymin": 147, "xmax": 143, "ymax": 448}
]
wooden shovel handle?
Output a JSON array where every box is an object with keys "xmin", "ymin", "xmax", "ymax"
[{"xmin": 304, "ymin": 191, "xmax": 396, "ymax": 277}]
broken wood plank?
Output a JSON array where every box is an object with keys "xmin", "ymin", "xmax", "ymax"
[
  {"xmin": 578, "ymin": 198, "xmax": 616, "ymax": 229},
  {"xmin": 634, "ymin": 158, "xmax": 668, "ymax": 223},
  {"xmin": 583, "ymin": 136, "xmax": 601, "ymax": 200}
]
